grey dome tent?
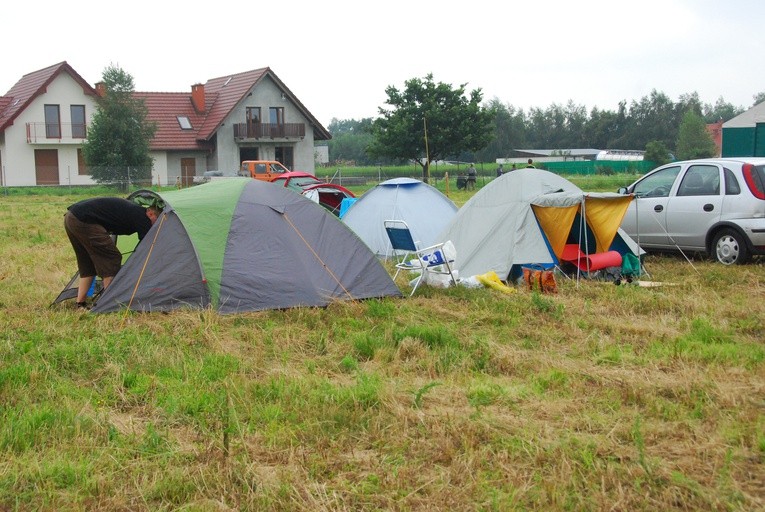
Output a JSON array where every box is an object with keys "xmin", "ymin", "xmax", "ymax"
[
  {"xmin": 81, "ymin": 178, "xmax": 400, "ymax": 314},
  {"xmin": 342, "ymin": 177, "xmax": 458, "ymax": 257},
  {"xmin": 436, "ymin": 169, "xmax": 643, "ymax": 280}
]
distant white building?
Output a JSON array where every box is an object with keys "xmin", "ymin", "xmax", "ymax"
[
  {"xmin": 595, "ymin": 150, "xmax": 645, "ymax": 161},
  {"xmin": 314, "ymin": 144, "xmax": 329, "ymax": 165},
  {"xmin": 497, "ymin": 148, "xmax": 644, "ymax": 165}
]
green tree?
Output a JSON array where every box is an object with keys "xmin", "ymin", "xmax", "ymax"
[
  {"xmin": 368, "ymin": 74, "xmax": 493, "ymax": 182},
  {"xmin": 327, "ymin": 118, "xmax": 376, "ymax": 165},
  {"xmin": 644, "ymin": 140, "xmax": 672, "ymax": 166},
  {"xmin": 624, "ymin": 90, "xmax": 678, "ymax": 150},
  {"xmin": 675, "ymin": 110, "xmax": 717, "ymax": 160},
  {"xmin": 703, "ymin": 96, "xmax": 743, "ymax": 123},
  {"xmin": 82, "ymin": 64, "xmax": 156, "ymax": 188},
  {"xmin": 585, "ymin": 104, "xmax": 626, "ymax": 149},
  {"xmin": 474, "ymin": 99, "xmax": 527, "ymax": 162},
  {"xmin": 562, "ymin": 100, "xmax": 589, "ymax": 148},
  {"xmin": 753, "ymin": 91, "xmax": 765, "ymax": 106}
]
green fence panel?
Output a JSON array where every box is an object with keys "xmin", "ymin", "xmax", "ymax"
[{"xmin": 542, "ymin": 160, "xmax": 655, "ymax": 175}]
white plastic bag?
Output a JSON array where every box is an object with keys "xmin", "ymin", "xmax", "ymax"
[
  {"xmin": 458, "ymin": 275, "xmax": 483, "ymax": 288},
  {"xmin": 419, "ymin": 268, "xmax": 458, "ymax": 288}
]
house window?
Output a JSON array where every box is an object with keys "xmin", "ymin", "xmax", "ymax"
[
  {"xmin": 177, "ymin": 116, "xmax": 193, "ymax": 130},
  {"xmin": 71, "ymin": 105, "xmax": 86, "ymax": 138},
  {"xmin": 245, "ymin": 107, "xmax": 261, "ymax": 137},
  {"xmin": 45, "ymin": 104, "xmax": 61, "ymax": 138},
  {"xmin": 269, "ymin": 107, "xmax": 284, "ymax": 125},
  {"xmin": 77, "ymin": 148, "xmax": 89, "ymax": 175},
  {"xmin": 269, "ymin": 107, "xmax": 284, "ymax": 137},
  {"xmin": 246, "ymin": 107, "xmax": 261, "ymax": 123}
]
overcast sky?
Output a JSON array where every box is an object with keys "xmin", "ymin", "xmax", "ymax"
[{"xmin": 4, "ymin": 0, "xmax": 763, "ymax": 128}]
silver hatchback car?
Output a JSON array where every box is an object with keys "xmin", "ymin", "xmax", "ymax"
[{"xmin": 618, "ymin": 157, "xmax": 765, "ymax": 264}]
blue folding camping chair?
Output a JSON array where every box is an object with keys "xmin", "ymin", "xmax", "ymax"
[{"xmin": 384, "ymin": 219, "xmax": 457, "ymax": 296}]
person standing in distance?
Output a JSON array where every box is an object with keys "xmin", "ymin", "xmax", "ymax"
[
  {"xmin": 526, "ymin": 158, "xmax": 536, "ymax": 168},
  {"xmin": 64, "ymin": 197, "xmax": 162, "ymax": 309},
  {"xmin": 467, "ymin": 163, "xmax": 478, "ymax": 190}
]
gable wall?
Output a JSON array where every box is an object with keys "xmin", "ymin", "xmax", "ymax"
[
  {"xmin": 215, "ymin": 75, "xmax": 317, "ymax": 173},
  {"xmin": 3, "ymin": 74, "xmax": 99, "ymax": 186}
]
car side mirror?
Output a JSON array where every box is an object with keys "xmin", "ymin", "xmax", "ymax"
[{"xmin": 617, "ymin": 187, "xmax": 629, "ymax": 194}]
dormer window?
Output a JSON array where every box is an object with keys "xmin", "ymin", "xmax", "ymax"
[{"xmin": 177, "ymin": 116, "xmax": 193, "ymax": 130}]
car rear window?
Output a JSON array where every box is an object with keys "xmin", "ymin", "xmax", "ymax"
[
  {"xmin": 724, "ymin": 168, "xmax": 741, "ymax": 195},
  {"xmin": 291, "ymin": 177, "xmax": 320, "ymax": 187}
]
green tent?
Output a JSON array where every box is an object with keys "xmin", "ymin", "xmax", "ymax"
[{"xmin": 85, "ymin": 178, "xmax": 400, "ymax": 313}]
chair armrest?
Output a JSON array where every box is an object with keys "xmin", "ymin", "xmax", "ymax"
[{"xmin": 416, "ymin": 242, "xmax": 454, "ymax": 266}]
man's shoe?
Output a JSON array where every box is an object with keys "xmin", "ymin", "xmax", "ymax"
[{"xmin": 76, "ymin": 301, "xmax": 90, "ymax": 310}]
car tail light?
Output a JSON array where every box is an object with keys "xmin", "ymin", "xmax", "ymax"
[{"xmin": 742, "ymin": 163, "xmax": 765, "ymax": 200}]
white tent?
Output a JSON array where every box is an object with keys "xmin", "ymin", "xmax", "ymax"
[
  {"xmin": 436, "ymin": 169, "xmax": 642, "ymax": 280},
  {"xmin": 342, "ymin": 178, "xmax": 458, "ymax": 257}
]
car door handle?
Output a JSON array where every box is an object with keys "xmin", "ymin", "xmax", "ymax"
[
  {"xmin": 703, "ymin": 204, "xmax": 714, "ymax": 212},
  {"xmin": 654, "ymin": 205, "xmax": 663, "ymax": 212}
]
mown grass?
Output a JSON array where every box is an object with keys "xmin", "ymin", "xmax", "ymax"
[{"xmin": 0, "ymin": 183, "xmax": 763, "ymax": 511}]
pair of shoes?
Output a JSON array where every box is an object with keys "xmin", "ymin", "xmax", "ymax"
[{"xmin": 76, "ymin": 301, "xmax": 90, "ymax": 310}]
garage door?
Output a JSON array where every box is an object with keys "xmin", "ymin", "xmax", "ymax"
[{"xmin": 35, "ymin": 149, "xmax": 59, "ymax": 185}]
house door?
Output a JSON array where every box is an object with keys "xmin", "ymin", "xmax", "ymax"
[
  {"xmin": 275, "ymin": 146, "xmax": 294, "ymax": 170},
  {"xmin": 181, "ymin": 158, "xmax": 195, "ymax": 187},
  {"xmin": 240, "ymin": 148, "xmax": 259, "ymax": 162},
  {"xmin": 35, "ymin": 149, "xmax": 59, "ymax": 185}
]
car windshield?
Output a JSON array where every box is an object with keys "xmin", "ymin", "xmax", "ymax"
[{"xmin": 271, "ymin": 162, "xmax": 289, "ymax": 173}]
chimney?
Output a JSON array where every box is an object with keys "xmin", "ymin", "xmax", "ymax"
[
  {"xmin": 191, "ymin": 83, "xmax": 205, "ymax": 112},
  {"xmin": 95, "ymin": 82, "xmax": 106, "ymax": 97}
]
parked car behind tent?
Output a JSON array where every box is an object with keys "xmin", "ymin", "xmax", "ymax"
[
  {"xmin": 437, "ymin": 169, "xmax": 643, "ymax": 281},
  {"xmin": 342, "ymin": 177, "xmax": 458, "ymax": 257},
  {"xmin": 617, "ymin": 157, "xmax": 765, "ymax": 264},
  {"xmin": 57, "ymin": 178, "xmax": 401, "ymax": 313},
  {"xmin": 271, "ymin": 172, "xmax": 355, "ymax": 216}
]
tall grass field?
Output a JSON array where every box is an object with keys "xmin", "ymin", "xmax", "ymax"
[{"xmin": 1, "ymin": 176, "xmax": 763, "ymax": 511}]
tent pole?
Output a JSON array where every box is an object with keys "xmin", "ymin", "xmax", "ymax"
[
  {"xmin": 120, "ymin": 212, "xmax": 168, "ymax": 327},
  {"xmin": 634, "ymin": 193, "xmax": 642, "ymax": 278},
  {"xmin": 385, "ymin": 184, "xmax": 403, "ymax": 260},
  {"xmin": 581, "ymin": 197, "xmax": 590, "ymax": 279}
]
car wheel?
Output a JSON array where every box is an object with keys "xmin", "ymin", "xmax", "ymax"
[{"xmin": 712, "ymin": 228, "xmax": 750, "ymax": 265}]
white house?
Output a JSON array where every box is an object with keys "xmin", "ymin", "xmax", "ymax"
[{"xmin": 0, "ymin": 62, "xmax": 331, "ymax": 187}]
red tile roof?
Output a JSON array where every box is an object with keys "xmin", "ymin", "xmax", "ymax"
[
  {"xmin": 137, "ymin": 66, "xmax": 330, "ymax": 151},
  {"xmin": 195, "ymin": 67, "xmax": 269, "ymax": 140},
  {"xmin": 0, "ymin": 61, "xmax": 98, "ymax": 132},
  {"xmin": 134, "ymin": 92, "xmax": 211, "ymax": 151}
]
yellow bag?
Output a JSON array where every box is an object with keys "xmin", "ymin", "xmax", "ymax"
[{"xmin": 476, "ymin": 271, "xmax": 516, "ymax": 294}]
